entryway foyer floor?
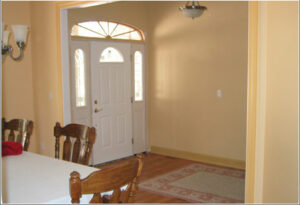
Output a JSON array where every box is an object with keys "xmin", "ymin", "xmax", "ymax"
[
  {"xmin": 96, "ymin": 152, "xmax": 245, "ymax": 203},
  {"xmin": 96, "ymin": 153, "xmax": 198, "ymax": 203}
]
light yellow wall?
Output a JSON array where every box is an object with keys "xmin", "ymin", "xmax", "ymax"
[
  {"xmin": 262, "ymin": 1, "xmax": 299, "ymax": 203},
  {"xmin": 2, "ymin": 1, "xmax": 62, "ymax": 157},
  {"xmin": 2, "ymin": 1, "xmax": 151, "ymax": 158},
  {"xmin": 245, "ymin": 2, "xmax": 259, "ymax": 202},
  {"xmin": 2, "ymin": 1, "xmax": 38, "ymax": 153},
  {"xmin": 2, "ymin": 1, "xmax": 248, "ymax": 161},
  {"xmin": 69, "ymin": 1, "xmax": 248, "ymax": 162},
  {"xmin": 147, "ymin": 1, "xmax": 248, "ymax": 161},
  {"xmin": 247, "ymin": 1, "xmax": 299, "ymax": 203},
  {"xmin": 30, "ymin": 1, "xmax": 62, "ymax": 157},
  {"xmin": 2, "ymin": 1, "xmax": 299, "ymax": 202}
]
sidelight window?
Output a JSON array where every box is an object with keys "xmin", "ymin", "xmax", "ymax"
[
  {"xmin": 134, "ymin": 51, "xmax": 143, "ymax": 101},
  {"xmin": 74, "ymin": 49, "xmax": 86, "ymax": 107}
]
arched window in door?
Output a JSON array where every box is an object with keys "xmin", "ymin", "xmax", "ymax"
[
  {"xmin": 71, "ymin": 21, "xmax": 144, "ymax": 41},
  {"xmin": 99, "ymin": 47, "xmax": 124, "ymax": 63}
]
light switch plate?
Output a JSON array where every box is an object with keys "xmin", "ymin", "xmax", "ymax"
[
  {"xmin": 49, "ymin": 91, "xmax": 53, "ymax": 100},
  {"xmin": 217, "ymin": 89, "xmax": 222, "ymax": 98}
]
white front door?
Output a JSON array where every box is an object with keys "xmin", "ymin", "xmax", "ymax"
[{"xmin": 91, "ymin": 41, "xmax": 133, "ymax": 164}]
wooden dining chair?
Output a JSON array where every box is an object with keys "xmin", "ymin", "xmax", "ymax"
[
  {"xmin": 70, "ymin": 154, "xmax": 144, "ymax": 204},
  {"xmin": 54, "ymin": 122, "xmax": 96, "ymax": 165},
  {"xmin": 2, "ymin": 118, "xmax": 34, "ymax": 151}
]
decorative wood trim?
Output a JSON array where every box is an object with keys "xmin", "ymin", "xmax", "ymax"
[
  {"xmin": 56, "ymin": 1, "xmax": 100, "ymax": 9},
  {"xmin": 151, "ymin": 146, "xmax": 246, "ymax": 170},
  {"xmin": 71, "ymin": 36, "xmax": 144, "ymax": 44},
  {"xmin": 245, "ymin": 1, "xmax": 259, "ymax": 203},
  {"xmin": 253, "ymin": 2, "xmax": 268, "ymax": 202}
]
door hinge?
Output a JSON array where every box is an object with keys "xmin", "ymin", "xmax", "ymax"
[
  {"xmin": 131, "ymin": 96, "xmax": 134, "ymax": 103},
  {"xmin": 132, "ymin": 138, "xmax": 134, "ymax": 144}
]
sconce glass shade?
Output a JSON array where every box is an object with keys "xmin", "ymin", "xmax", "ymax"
[
  {"xmin": 2, "ymin": 31, "xmax": 10, "ymax": 46},
  {"xmin": 2, "ymin": 24, "xmax": 29, "ymax": 61},
  {"xmin": 11, "ymin": 25, "xmax": 28, "ymax": 43},
  {"xmin": 179, "ymin": 1, "xmax": 207, "ymax": 19}
]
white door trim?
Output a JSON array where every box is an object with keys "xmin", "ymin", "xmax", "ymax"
[
  {"xmin": 60, "ymin": 11, "xmax": 148, "ymax": 161},
  {"xmin": 131, "ymin": 44, "xmax": 147, "ymax": 154},
  {"xmin": 60, "ymin": 8, "xmax": 72, "ymax": 125}
]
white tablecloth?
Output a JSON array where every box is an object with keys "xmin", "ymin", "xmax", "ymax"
[{"xmin": 2, "ymin": 151, "xmax": 100, "ymax": 204}]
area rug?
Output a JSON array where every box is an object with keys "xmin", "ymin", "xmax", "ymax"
[{"xmin": 139, "ymin": 163, "xmax": 245, "ymax": 203}]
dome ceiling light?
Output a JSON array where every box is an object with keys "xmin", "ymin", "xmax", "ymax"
[{"xmin": 179, "ymin": 1, "xmax": 207, "ymax": 19}]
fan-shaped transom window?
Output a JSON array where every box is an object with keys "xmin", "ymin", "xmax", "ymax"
[
  {"xmin": 71, "ymin": 21, "xmax": 144, "ymax": 41},
  {"xmin": 100, "ymin": 47, "xmax": 124, "ymax": 63}
]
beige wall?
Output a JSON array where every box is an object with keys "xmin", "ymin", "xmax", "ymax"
[
  {"xmin": 30, "ymin": 1, "xmax": 62, "ymax": 157},
  {"xmin": 2, "ymin": 1, "xmax": 299, "ymax": 202},
  {"xmin": 2, "ymin": 1, "xmax": 37, "ymax": 153},
  {"xmin": 2, "ymin": 1, "xmax": 248, "ymax": 161},
  {"xmin": 147, "ymin": 1, "xmax": 248, "ymax": 161},
  {"xmin": 69, "ymin": 1, "xmax": 248, "ymax": 162},
  {"xmin": 262, "ymin": 1, "xmax": 299, "ymax": 203},
  {"xmin": 2, "ymin": 1, "xmax": 152, "ymax": 157},
  {"xmin": 2, "ymin": 1, "xmax": 61, "ymax": 157},
  {"xmin": 247, "ymin": 1, "xmax": 299, "ymax": 203}
]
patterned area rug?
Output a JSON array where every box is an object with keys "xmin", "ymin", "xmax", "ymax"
[{"xmin": 139, "ymin": 163, "xmax": 245, "ymax": 203}]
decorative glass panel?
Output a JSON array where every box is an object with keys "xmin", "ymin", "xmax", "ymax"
[
  {"xmin": 116, "ymin": 33, "xmax": 131, "ymax": 40},
  {"xmin": 71, "ymin": 21, "xmax": 143, "ymax": 41},
  {"xmin": 130, "ymin": 31, "xmax": 141, "ymax": 40},
  {"xmin": 100, "ymin": 47, "xmax": 124, "ymax": 63},
  {"xmin": 108, "ymin": 22, "xmax": 118, "ymax": 35},
  {"xmin": 72, "ymin": 25, "xmax": 102, "ymax": 38},
  {"xmin": 134, "ymin": 51, "xmax": 143, "ymax": 101},
  {"xmin": 74, "ymin": 49, "xmax": 86, "ymax": 107},
  {"xmin": 99, "ymin": 21, "xmax": 109, "ymax": 35},
  {"xmin": 112, "ymin": 24, "xmax": 133, "ymax": 36},
  {"xmin": 78, "ymin": 22, "xmax": 105, "ymax": 36}
]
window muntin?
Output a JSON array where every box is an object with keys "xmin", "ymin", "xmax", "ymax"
[
  {"xmin": 74, "ymin": 49, "xmax": 86, "ymax": 107},
  {"xmin": 71, "ymin": 21, "xmax": 144, "ymax": 41},
  {"xmin": 99, "ymin": 47, "xmax": 124, "ymax": 63},
  {"xmin": 134, "ymin": 51, "xmax": 143, "ymax": 101}
]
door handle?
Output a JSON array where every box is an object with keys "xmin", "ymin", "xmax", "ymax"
[{"xmin": 94, "ymin": 108, "xmax": 103, "ymax": 113}]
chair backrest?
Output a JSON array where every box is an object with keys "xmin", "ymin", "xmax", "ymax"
[
  {"xmin": 2, "ymin": 118, "xmax": 34, "ymax": 151},
  {"xmin": 70, "ymin": 154, "xmax": 144, "ymax": 204},
  {"xmin": 54, "ymin": 122, "xmax": 96, "ymax": 165}
]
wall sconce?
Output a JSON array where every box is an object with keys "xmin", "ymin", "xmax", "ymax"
[
  {"xmin": 2, "ymin": 23, "xmax": 29, "ymax": 61},
  {"xmin": 179, "ymin": 1, "xmax": 207, "ymax": 19}
]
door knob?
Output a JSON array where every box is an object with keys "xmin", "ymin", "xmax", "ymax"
[{"xmin": 94, "ymin": 108, "xmax": 102, "ymax": 113}]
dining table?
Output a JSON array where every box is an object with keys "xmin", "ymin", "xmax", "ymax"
[{"xmin": 2, "ymin": 151, "xmax": 101, "ymax": 204}]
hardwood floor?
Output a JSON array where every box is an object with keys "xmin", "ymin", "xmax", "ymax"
[{"xmin": 96, "ymin": 153, "xmax": 195, "ymax": 203}]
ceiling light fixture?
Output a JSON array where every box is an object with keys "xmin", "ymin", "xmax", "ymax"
[{"xmin": 179, "ymin": 1, "xmax": 207, "ymax": 19}]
